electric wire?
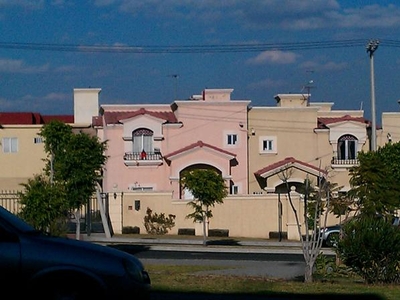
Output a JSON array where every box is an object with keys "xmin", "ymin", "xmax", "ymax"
[{"xmin": 0, "ymin": 39, "xmax": 397, "ymax": 54}]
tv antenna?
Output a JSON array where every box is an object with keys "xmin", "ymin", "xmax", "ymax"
[
  {"xmin": 167, "ymin": 74, "xmax": 179, "ymax": 100},
  {"xmin": 301, "ymin": 76, "xmax": 316, "ymax": 104}
]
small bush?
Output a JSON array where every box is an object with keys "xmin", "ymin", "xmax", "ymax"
[
  {"xmin": 208, "ymin": 229, "xmax": 229, "ymax": 237},
  {"xmin": 269, "ymin": 231, "xmax": 287, "ymax": 239},
  {"xmin": 314, "ymin": 252, "xmax": 337, "ymax": 279},
  {"xmin": 178, "ymin": 228, "xmax": 195, "ymax": 235},
  {"xmin": 122, "ymin": 226, "xmax": 140, "ymax": 234},
  {"xmin": 143, "ymin": 207, "xmax": 176, "ymax": 235},
  {"xmin": 337, "ymin": 216, "xmax": 400, "ymax": 284}
]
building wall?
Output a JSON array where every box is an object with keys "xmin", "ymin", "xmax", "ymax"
[
  {"xmin": 116, "ymin": 191, "xmax": 340, "ymax": 239},
  {"xmin": 248, "ymin": 105, "xmax": 321, "ymax": 193},
  {"xmin": 380, "ymin": 112, "xmax": 400, "ymax": 145},
  {"xmin": 0, "ymin": 126, "xmax": 46, "ymax": 190}
]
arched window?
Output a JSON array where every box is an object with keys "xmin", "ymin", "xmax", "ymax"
[
  {"xmin": 132, "ymin": 128, "xmax": 153, "ymax": 154},
  {"xmin": 337, "ymin": 134, "xmax": 357, "ymax": 160}
]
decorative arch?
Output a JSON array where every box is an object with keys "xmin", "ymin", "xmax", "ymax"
[
  {"xmin": 132, "ymin": 128, "xmax": 154, "ymax": 154},
  {"xmin": 337, "ymin": 134, "xmax": 357, "ymax": 160},
  {"xmin": 179, "ymin": 164, "xmax": 222, "ymax": 200}
]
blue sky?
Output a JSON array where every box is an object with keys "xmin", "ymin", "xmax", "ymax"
[{"xmin": 1, "ymin": 0, "xmax": 400, "ymax": 125}]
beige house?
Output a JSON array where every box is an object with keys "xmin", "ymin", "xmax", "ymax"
[
  {"xmin": 248, "ymin": 93, "xmax": 371, "ymax": 195},
  {"xmin": 0, "ymin": 88, "xmax": 99, "ymax": 192}
]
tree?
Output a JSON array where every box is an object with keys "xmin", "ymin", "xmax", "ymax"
[
  {"xmin": 337, "ymin": 215, "xmax": 400, "ymax": 284},
  {"xmin": 348, "ymin": 142, "xmax": 400, "ymax": 217},
  {"xmin": 18, "ymin": 174, "xmax": 68, "ymax": 235},
  {"xmin": 278, "ymin": 168, "xmax": 341, "ymax": 283},
  {"xmin": 19, "ymin": 120, "xmax": 108, "ymax": 238},
  {"xmin": 335, "ymin": 142, "xmax": 400, "ymax": 283},
  {"xmin": 180, "ymin": 169, "xmax": 228, "ymax": 246}
]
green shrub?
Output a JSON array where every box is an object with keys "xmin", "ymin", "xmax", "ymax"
[
  {"xmin": 314, "ymin": 252, "xmax": 336, "ymax": 279},
  {"xmin": 336, "ymin": 216, "xmax": 400, "ymax": 283},
  {"xmin": 122, "ymin": 226, "xmax": 140, "ymax": 234},
  {"xmin": 143, "ymin": 207, "xmax": 176, "ymax": 235}
]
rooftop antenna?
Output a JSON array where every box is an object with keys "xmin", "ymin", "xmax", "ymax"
[
  {"xmin": 301, "ymin": 80, "xmax": 315, "ymax": 105},
  {"xmin": 300, "ymin": 70, "xmax": 315, "ymax": 105},
  {"xmin": 167, "ymin": 74, "xmax": 179, "ymax": 100}
]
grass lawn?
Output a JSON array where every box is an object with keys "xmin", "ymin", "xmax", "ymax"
[{"xmin": 146, "ymin": 264, "xmax": 400, "ymax": 300}]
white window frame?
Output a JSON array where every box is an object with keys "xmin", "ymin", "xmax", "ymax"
[
  {"xmin": 133, "ymin": 128, "xmax": 153, "ymax": 153},
  {"xmin": 34, "ymin": 137, "xmax": 43, "ymax": 144},
  {"xmin": 2, "ymin": 137, "xmax": 18, "ymax": 153},
  {"xmin": 227, "ymin": 133, "xmax": 238, "ymax": 146},
  {"xmin": 337, "ymin": 135, "xmax": 357, "ymax": 160},
  {"xmin": 259, "ymin": 136, "xmax": 277, "ymax": 154},
  {"xmin": 230, "ymin": 185, "xmax": 239, "ymax": 195}
]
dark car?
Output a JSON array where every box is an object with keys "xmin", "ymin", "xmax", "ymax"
[{"xmin": 0, "ymin": 205, "xmax": 151, "ymax": 300}]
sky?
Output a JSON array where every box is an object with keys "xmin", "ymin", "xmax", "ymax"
[{"xmin": 1, "ymin": 0, "xmax": 400, "ymax": 125}]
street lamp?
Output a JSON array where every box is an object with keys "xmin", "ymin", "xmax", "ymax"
[{"xmin": 366, "ymin": 39, "xmax": 379, "ymax": 151}]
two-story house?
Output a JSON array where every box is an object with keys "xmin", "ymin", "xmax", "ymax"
[
  {"xmin": 93, "ymin": 88, "xmax": 250, "ymax": 235},
  {"xmin": 0, "ymin": 88, "xmax": 99, "ymax": 212}
]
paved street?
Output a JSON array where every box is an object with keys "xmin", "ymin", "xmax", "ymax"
[{"xmin": 86, "ymin": 233, "xmax": 334, "ymax": 279}]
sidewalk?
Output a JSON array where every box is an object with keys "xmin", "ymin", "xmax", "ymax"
[{"xmin": 81, "ymin": 233, "xmax": 335, "ymax": 255}]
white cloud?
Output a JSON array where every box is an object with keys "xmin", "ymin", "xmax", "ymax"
[
  {"xmin": 43, "ymin": 93, "xmax": 68, "ymax": 100},
  {"xmin": 300, "ymin": 60, "xmax": 347, "ymax": 72},
  {"xmin": 249, "ymin": 78, "xmax": 286, "ymax": 89},
  {"xmin": 0, "ymin": 58, "xmax": 49, "ymax": 73},
  {"xmin": 247, "ymin": 50, "xmax": 298, "ymax": 65},
  {"xmin": 105, "ymin": 1, "xmax": 400, "ymax": 31},
  {"xmin": 0, "ymin": 0, "xmax": 44, "ymax": 9}
]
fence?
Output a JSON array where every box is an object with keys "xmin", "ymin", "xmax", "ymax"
[
  {"xmin": 0, "ymin": 190, "xmax": 22, "ymax": 214},
  {"xmin": 0, "ymin": 190, "xmax": 108, "ymax": 235}
]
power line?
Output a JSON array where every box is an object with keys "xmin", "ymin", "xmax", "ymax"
[{"xmin": 0, "ymin": 39, "xmax": 398, "ymax": 54}]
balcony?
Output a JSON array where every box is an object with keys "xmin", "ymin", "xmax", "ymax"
[
  {"xmin": 331, "ymin": 157, "xmax": 359, "ymax": 168},
  {"xmin": 123, "ymin": 151, "xmax": 163, "ymax": 166}
]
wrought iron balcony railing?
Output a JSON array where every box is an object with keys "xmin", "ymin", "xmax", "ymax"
[
  {"xmin": 331, "ymin": 157, "xmax": 359, "ymax": 166},
  {"xmin": 123, "ymin": 152, "xmax": 163, "ymax": 161}
]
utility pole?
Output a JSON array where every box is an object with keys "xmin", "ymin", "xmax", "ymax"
[{"xmin": 366, "ymin": 39, "xmax": 379, "ymax": 151}]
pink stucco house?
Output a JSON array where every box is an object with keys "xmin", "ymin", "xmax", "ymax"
[{"xmin": 94, "ymin": 88, "xmax": 250, "ymax": 199}]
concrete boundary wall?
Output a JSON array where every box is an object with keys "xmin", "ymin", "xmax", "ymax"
[{"xmin": 114, "ymin": 191, "xmax": 340, "ymax": 240}]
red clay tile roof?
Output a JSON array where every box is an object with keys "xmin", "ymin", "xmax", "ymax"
[
  {"xmin": 42, "ymin": 115, "xmax": 74, "ymax": 123},
  {"xmin": 102, "ymin": 108, "xmax": 178, "ymax": 125},
  {"xmin": 0, "ymin": 112, "xmax": 73, "ymax": 125},
  {"xmin": 254, "ymin": 156, "xmax": 327, "ymax": 178},
  {"xmin": 317, "ymin": 115, "xmax": 370, "ymax": 129},
  {"xmin": 164, "ymin": 140, "xmax": 236, "ymax": 160},
  {"xmin": 92, "ymin": 116, "xmax": 102, "ymax": 127}
]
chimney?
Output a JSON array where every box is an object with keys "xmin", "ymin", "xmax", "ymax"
[{"xmin": 73, "ymin": 88, "xmax": 101, "ymax": 124}]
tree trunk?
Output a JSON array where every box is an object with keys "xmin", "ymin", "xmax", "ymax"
[
  {"xmin": 74, "ymin": 210, "xmax": 81, "ymax": 240},
  {"xmin": 304, "ymin": 263, "xmax": 314, "ymax": 283},
  {"xmin": 202, "ymin": 215, "xmax": 207, "ymax": 246}
]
